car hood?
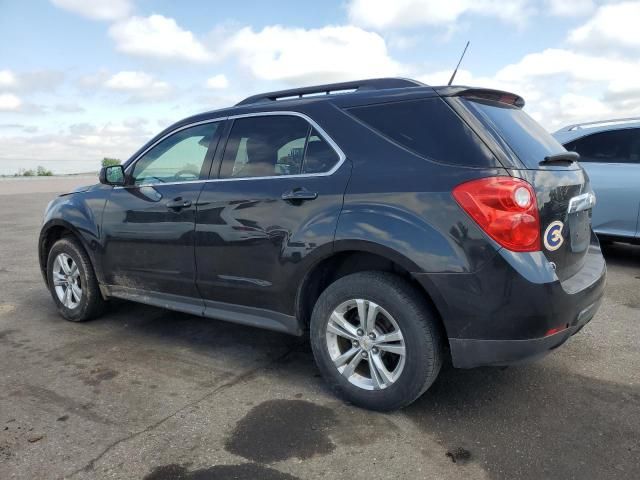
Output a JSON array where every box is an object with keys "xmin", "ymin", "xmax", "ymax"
[{"xmin": 60, "ymin": 182, "xmax": 102, "ymax": 196}]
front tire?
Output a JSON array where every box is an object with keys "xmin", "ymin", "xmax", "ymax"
[
  {"xmin": 46, "ymin": 237, "xmax": 106, "ymax": 322},
  {"xmin": 310, "ymin": 271, "xmax": 444, "ymax": 411}
]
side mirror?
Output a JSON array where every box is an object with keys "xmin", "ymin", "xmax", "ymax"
[{"xmin": 99, "ymin": 165, "xmax": 125, "ymax": 186}]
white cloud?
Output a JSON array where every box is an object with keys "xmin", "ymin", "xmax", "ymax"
[
  {"xmin": 556, "ymin": 93, "xmax": 611, "ymax": 119},
  {"xmin": 77, "ymin": 69, "xmax": 111, "ymax": 89},
  {"xmin": 109, "ymin": 15, "xmax": 211, "ymax": 62},
  {"xmin": 0, "ymin": 70, "xmax": 17, "ymax": 88},
  {"xmin": 206, "ymin": 74, "xmax": 229, "ymax": 89},
  {"xmin": 223, "ymin": 25, "xmax": 403, "ymax": 84},
  {"xmin": 105, "ymin": 71, "xmax": 166, "ymax": 91},
  {"xmin": 54, "ymin": 103, "xmax": 85, "ymax": 113},
  {"xmin": 0, "ymin": 120, "xmax": 154, "ymax": 174},
  {"xmin": 0, "ymin": 93, "xmax": 22, "ymax": 111},
  {"xmin": 545, "ymin": 0, "xmax": 595, "ymax": 17},
  {"xmin": 495, "ymin": 48, "xmax": 640, "ymax": 89},
  {"xmin": 419, "ymin": 47, "xmax": 640, "ymax": 130},
  {"xmin": 51, "ymin": 0, "xmax": 132, "ymax": 21},
  {"xmin": 569, "ymin": 1, "xmax": 640, "ymax": 51},
  {"xmin": 104, "ymin": 71, "xmax": 171, "ymax": 100},
  {"xmin": 418, "ymin": 68, "xmax": 475, "ymax": 86},
  {"xmin": 347, "ymin": 0, "xmax": 533, "ymax": 29},
  {"xmin": 0, "ymin": 69, "xmax": 64, "ymax": 92}
]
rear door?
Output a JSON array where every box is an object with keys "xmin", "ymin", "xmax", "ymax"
[
  {"xmin": 564, "ymin": 128, "xmax": 640, "ymax": 240},
  {"xmin": 195, "ymin": 112, "xmax": 350, "ymax": 321},
  {"xmin": 455, "ymin": 96, "xmax": 595, "ymax": 281}
]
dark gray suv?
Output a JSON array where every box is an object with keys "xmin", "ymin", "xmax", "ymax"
[{"xmin": 39, "ymin": 78, "xmax": 606, "ymax": 410}]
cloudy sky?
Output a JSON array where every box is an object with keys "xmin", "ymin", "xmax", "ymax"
[{"xmin": 1, "ymin": 0, "xmax": 639, "ymax": 174}]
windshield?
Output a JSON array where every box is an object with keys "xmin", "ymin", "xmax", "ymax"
[{"xmin": 462, "ymin": 98, "xmax": 566, "ymax": 169}]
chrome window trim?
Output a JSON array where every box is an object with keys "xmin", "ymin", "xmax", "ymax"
[
  {"xmin": 122, "ymin": 116, "xmax": 228, "ymax": 179},
  {"xmin": 118, "ymin": 111, "xmax": 346, "ymax": 189}
]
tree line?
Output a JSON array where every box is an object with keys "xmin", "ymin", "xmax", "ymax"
[{"xmin": 10, "ymin": 158, "xmax": 122, "ymax": 177}]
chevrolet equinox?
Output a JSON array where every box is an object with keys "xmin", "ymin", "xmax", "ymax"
[{"xmin": 39, "ymin": 78, "xmax": 606, "ymax": 411}]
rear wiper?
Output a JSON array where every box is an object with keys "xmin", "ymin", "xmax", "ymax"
[{"xmin": 540, "ymin": 152, "xmax": 580, "ymax": 165}]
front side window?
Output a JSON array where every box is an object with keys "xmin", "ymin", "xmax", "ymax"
[
  {"xmin": 132, "ymin": 122, "xmax": 219, "ymax": 185},
  {"xmin": 565, "ymin": 128, "xmax": 640, "ymax": 164},
  {"xmin": 219, "ymin": 115, "xmax": 340, "ymax": 178}
]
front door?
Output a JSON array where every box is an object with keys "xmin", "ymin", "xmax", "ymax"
[
  {"xmin": 101, "ymin": 121, "xmax": 222, "ymax": 306},
  {"xmin": 195, "ymin": 113, "xmax": 350, "ymax": 323}
]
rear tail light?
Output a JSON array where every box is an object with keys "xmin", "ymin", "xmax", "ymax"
[{"xmin": 453, "ymin": 177, "xmax": 540, "ymax": 252}]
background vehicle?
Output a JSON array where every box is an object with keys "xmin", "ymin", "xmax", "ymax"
[
  {"xmin": 39, "ymin": 78, "xmax": 605, "ymax": 411},
  {"xmin": 554, "ymin": 118, "xmax": 640, "ymax": 244}
]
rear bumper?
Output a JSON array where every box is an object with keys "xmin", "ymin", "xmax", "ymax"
[
  {"xmin": 448, "ymin": 297, "xmax": 601, "ymax": 368},
  {"xmin": 414, "ymin": 240, "xmax": 606, "ymax": 369}
]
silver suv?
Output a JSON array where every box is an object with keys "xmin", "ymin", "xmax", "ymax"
[{"xmin": 554, "ymin": 117, "xmax": 640, "ymax": 244}]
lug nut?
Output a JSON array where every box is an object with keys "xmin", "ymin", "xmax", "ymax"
[
  {"xmin": 352, "ymin": 340, "xmax": 359, "ymax": 348},
  {"xmin": 361, "ymin": 351, "xmax": 368, "ymax": 358},
  {"xmin": 368, "ymin": 332, "xmax": 376, "ymax": 340},
  {"xmin": 357, "ymin": 329, "xmax": 364, "ymax": 336},
  {"xmin": 372, "ymin": 347, "xmax": 379, "ymax": 354}
]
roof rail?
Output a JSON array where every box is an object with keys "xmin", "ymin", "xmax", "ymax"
[
  {"xmin": 235, "ymin": 77, "xmax": 424, "ymax": 106},
  {"xmin": 557, "ymin": 116, "xmax": 640, "ymax": 132}
]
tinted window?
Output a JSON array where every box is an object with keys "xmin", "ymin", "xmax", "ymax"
[
  {"xmin": 461, "ymin": 98, "xmax": 565, "ymax": 168},
  {"xmin": 303, "ymin": 130, "xmax": 340, "ymax": 174},
  {"xmin": 220, "ymin": 116, "xmax": 340, "ymax": 178},
  {"xmin": 348, "ymin": 98, "xmax": 493, "ymax": 167},
  {"xmin": 132, "ymin": 123, "xmax": 219, "ymax": 184},
  {"xmin": 565, "ymin": 129, "xmax": 640, "ymax": 164}
]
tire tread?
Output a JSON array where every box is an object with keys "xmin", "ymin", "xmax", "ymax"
[
  {"xmin": 47, "ymin": 237, "xmax": 106, "ymax": 322},
  {"xmin": 310, "ymin": 271, "xmax": 444, "ymax": 411}
]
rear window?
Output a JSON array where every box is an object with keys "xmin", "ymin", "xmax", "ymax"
[
  {"xmin": 348, "ymin": 98, "xmax": 496, "ymax": 167},
  {"xmin": 461, "ymin": 98, "xmax": 565, "ymax": 168}
]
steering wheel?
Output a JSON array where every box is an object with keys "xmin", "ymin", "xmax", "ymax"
[{"xmin": 174, "ymin": 169, "xmax": 199, "ymax": 181}]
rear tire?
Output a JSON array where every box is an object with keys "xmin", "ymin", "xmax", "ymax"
[
  {"xmin": 46, "ymin": 237, "xmax": 106, "ymax": 322},
  {"xmin": 310, "ymin": 271, "xmax": 444, "ymax": 411}
]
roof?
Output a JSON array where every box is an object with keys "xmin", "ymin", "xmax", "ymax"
[
  {"xmin": 123, "ymin": 77, "xmax": 526, "ymax": 168},
  {"xmin": 175, "ymin": 79, "xmax": 524, "ymax": 126},
  {"xmin": 170, "ymin": 77, "xmax": 438, "ymax": 128},
  {"xmin": 235, "ymin": 78, "xmax": 424, "ymax": 106},
  {"xmin": 553, "ymin": 117, "xmax": 640, "ymax": 144}
]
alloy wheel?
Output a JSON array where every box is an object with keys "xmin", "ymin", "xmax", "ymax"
[
  {"xmin": 325, "ymin": 299, "xmax": 406, "ymax": 390},
  {"xmin": 52, "ymin": 253, "xmax": 82, "ymax": 309}
]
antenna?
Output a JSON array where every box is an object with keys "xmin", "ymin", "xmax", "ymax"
[{"xmin": 448, "ymin": 41, "xmax": 470, "ymax": 86}]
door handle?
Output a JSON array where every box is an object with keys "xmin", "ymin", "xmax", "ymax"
[
  {"xmin": 166, "ymin": 198, "xmax": 192, "ymax": 209},
  {"xmin": 281, "ymin": 188, "xmax": 318, "ymax": 202}
]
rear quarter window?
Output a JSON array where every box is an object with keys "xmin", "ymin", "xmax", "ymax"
[{"xmin": 347, "ymin": 98, "xmax": 497, "ymax": 167}]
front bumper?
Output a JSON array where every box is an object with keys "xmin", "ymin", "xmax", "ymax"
[{"xmin": 414, "ymin": 241, "xmax": 606, "ymax": 369}]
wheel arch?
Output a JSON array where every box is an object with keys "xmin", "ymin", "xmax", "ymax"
[
  {"xmin": 39, "ymin": 220, "xmax": 96, "ymax": 284},
  {"xmin": 294, "ymin": 242, "xmax": 450, "ymax": 344}
]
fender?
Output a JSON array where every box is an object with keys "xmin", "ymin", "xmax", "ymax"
[
  {"xmin": 334, "ymin": 197, "xmax": 498, "ymax": 274},
  {"xmin": 39, "ymin": 188, "xmax": 108, "ymax": 284}
]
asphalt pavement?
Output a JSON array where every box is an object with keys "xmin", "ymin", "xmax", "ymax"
[{"xmin": 0, "ymin": 177, "xmax": 638, "ymax": 480}]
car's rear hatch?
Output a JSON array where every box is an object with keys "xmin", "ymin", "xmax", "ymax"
[{"xmin": 445, "ymin": 89, "xmax": 595, "ymax": 281}]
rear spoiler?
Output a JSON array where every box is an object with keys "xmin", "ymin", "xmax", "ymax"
[{"xmin": 433, "ymin": 86, "xmax": 525, "ymax": 108}]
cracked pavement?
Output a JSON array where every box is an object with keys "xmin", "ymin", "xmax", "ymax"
[{"xmin": 0, "ymin": 177, "xmax": 639, "ymax": 480}]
